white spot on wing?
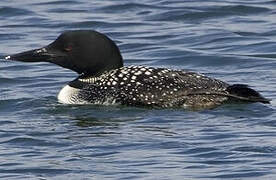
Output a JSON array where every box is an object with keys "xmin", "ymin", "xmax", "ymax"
[
  {"xmin": 134, "ymin": 71, "xmax": 142, "ymax": 75},
  {"xmin": 145, "ymin": 71, "xmax": 151, "ymax": 75}
]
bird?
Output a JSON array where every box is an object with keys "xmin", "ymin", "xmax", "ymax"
[{"xmin": 4, "ymin": 30, "xmax": 270, "ymax": 109}]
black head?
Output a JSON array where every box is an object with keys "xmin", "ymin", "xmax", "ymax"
[{"xmin": 5, "ymin": 30, "xmax": 123, "ymax": 76}]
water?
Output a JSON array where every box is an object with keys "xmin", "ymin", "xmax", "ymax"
[{"xmin": 0, "ymin": 0, "xmax": 276, "ymax": 179}]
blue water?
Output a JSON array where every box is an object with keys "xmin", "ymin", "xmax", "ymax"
[{"xmin": 0, "ymin": 0, "xmax": 276, "ymax": 179}]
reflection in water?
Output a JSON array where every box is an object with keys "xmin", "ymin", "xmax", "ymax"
[{"xmin": 75, "ymin": 116, "xmax": 117, "ymax": 127}]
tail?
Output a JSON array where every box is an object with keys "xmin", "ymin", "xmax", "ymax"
[{"xmin": 226, "ymin": 84, "xmax": 270, "ymax": 104}]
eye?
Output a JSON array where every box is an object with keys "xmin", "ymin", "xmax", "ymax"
[{"xmin": 64, "ymin": 44, "xmax": 73, "ymax": 52}]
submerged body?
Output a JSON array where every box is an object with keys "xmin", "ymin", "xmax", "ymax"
[{"xmin": 5, "ymin": 30, "xmax": 270, "ymax": 109}]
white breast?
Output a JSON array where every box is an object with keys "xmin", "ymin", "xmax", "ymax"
[{"xmin": 57, "ymin": 85, "xmax": 87, "ymax": 104}]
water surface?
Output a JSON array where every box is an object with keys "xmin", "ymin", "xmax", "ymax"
[{"xmin": 0, "ymin": 0, "xmax": 276, "ymax": 179}]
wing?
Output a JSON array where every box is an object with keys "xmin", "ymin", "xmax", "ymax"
[{"xmin": 113, "ymin": 67, "xmax": 230, "ymax": 108}]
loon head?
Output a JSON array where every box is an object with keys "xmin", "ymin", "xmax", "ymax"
[{"xmin": 5, "ymin": 30, "xmax": 123, "ymax": 76}]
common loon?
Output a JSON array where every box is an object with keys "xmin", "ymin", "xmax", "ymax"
[{"xmin": 4, "ymin": 30, "xmax": 270, "ymax": 109}]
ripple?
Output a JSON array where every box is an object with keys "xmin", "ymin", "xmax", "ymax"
[
  {"xmin": 0, "ymin": 168, "xmax": 72, "ymax": 176},
  {"xmin": 0, "ymin": 137, "xmax": 67, "ymax": 147},
  {"xmin": 0, "ymin": 0, "xmax": 276, "ymax": 179},
  {"xmin": 97, "ymin": 3, "xmax": 161, "ymax": 12},
  {"xmin": 32, "ymin": 0, "xmax": 81, "ymax": 6},
  {"xmin": 233, "ymin": 146, "xmax": 276, "ymax": 154},
  {"xmin": 211, "ymin": 171, "xmax": 269, "ymax": 179},
  {"xmin": 146, "ymin": 5, "xmax": 270, "ymax": 22},
  {"xmin": 0, "ymin": 7, "xmax": 33, "ymax": 17}
]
